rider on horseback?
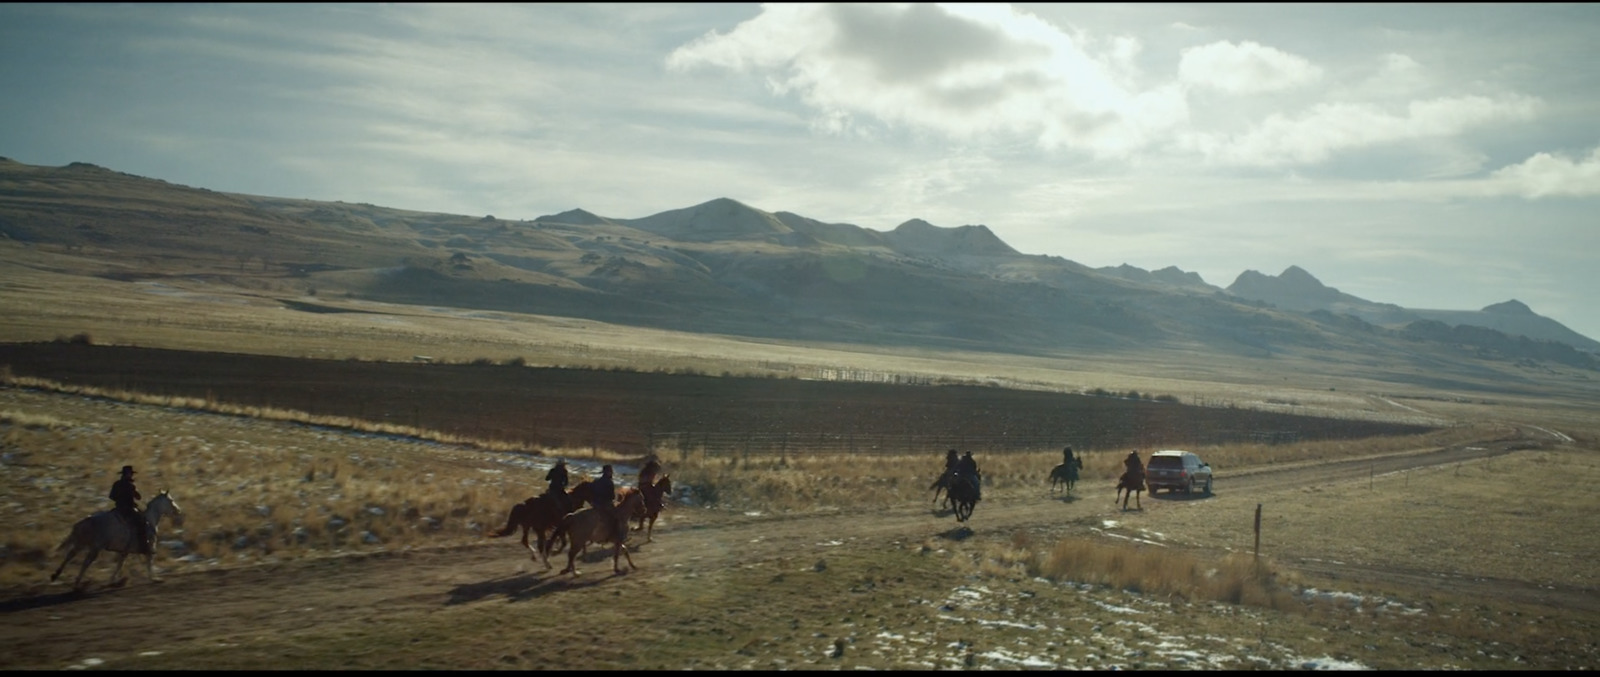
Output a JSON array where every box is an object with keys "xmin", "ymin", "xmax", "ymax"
[
  {"xmin": 109, "ymin": 465, "xmax": 152, "ymax": 555},
  {"xmin": 1063, "ymin": 446, "xmax": 1077, "ymax": 467},
  {"xmin": 545, "ymin": 459, "xmax": 569, "ymax": 493},
  {"xmin": 638, "ymin": 455, "xmax": 662, "ymax": 489},
  {"xmin": 544, "ymin": 459, "xmax": 572, "ymax": 512},
  {"xmin": 588, "ymin": 464, "xmax": 630, "ymax": 542},
  {"xmin": 955, "ymin": 450, "xmax": 982, "ymax": 501},
  {"xmin": 1122, "ymin": 449, "xmax": 1144, "ymax": 485}
]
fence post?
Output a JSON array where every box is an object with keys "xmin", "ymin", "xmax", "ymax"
[{"xmin": 1254, "ymin": 503, "xmax": 1262, "ymax": 560}]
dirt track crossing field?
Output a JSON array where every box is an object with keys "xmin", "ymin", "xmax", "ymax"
[{"xmin": 2, "ymin": 424, "xmax": 1589, "ymax": 670}]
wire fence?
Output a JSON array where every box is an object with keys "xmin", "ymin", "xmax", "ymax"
[{"xmin": 648, "ymin": 429, "xmax": 1304, "ymax": 458}]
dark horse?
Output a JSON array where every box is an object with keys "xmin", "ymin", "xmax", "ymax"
[
  {"xmin": 618, "ymin": 475, "xmax": 672, "ymax": 542},
  {"xmin": 930, "ymin": 469, "xmax": 955, "ymax": 509},
  {"xmin": 1049, "ymin": 458, "xmax": 1082, "ymax": 496},
  {"xmin": 487, "ymin": 481, "xmax": 588, "ymax": 569},
  {"xmin": 1115, "ymin": 469, "xmax": 1146, "ymax": 511},
  {"xmin": 947, "ymin": 472, "xmax": 979, "ymax": 522}
]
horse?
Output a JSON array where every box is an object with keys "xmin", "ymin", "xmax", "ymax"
[
  {"xmin": 487, "ymin": 485, "xmax": 584, "ymax": 569},
  {"xmin": 1116, "ymin": 469, "xmax": 1146, "ymax": 511},
  {"xmin": 623, "ymin": 474, "xmax": 672, "ymax": 542},
  {"xmin": 52, "ymin": 490, "xmax": 185, "ymax": 589},
  {"xmin": 930, "ymin": 469, "xmax": 955, "ymax": 509},
  {"xmin": 548, "ymin": 490, "xmax": 646, "ymax": 576},
  {"xmin": 947, "ymin": 472, "xmax": 979, "ymax": 522},
  {"xmin": 1049, "ymin": 458, "xmax": 1083, "ymax": 496}
]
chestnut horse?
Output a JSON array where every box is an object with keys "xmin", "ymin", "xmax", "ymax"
[
  {"xmin": 548, "ymin": 490, "xmax": 645, "ymax": 576},
  {"xmin": 623, "ymin": 475, "xmax": 671, "ymax": 542},
  {"xmin": 487, "ymin": 482, "xmax": 588, "ymax": 569},
  {"xmin": 1116, "ymin": 469, "xmax": 1146, "ymax": 511}
]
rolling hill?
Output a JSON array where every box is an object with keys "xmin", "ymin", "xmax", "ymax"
[{"xmin": 1, "ymin": 156, "xmax": 1595, "ymax": 381}]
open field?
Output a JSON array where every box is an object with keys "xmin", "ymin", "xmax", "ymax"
[
  {"xmin": 2, "ymin": 246, "xmax": 1599, "ymax": 670},
  {"xmin": 0, "ymin": 384, "xmax": 1596, "ymax": 670}
]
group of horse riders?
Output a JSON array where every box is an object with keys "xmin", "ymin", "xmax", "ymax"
[
  {"xmin": 105, "ymin": 448, "xmax": 1139, "ymax": 564},
  {"xmin": 938, "ymin": 445, "xmax": 1149, "ymax": 500},
  {"xmin": 540, "ymin": 455, "xmax": 665, "ymax": 538}
]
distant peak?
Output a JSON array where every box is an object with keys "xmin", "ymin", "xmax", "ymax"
[
  {"xmin": 1482, "ymin": 299, "xmax": 1534, "ymax": 315},
  {"xmin": 696, "ymin": 197, "xmax": 754, "ymax": 210},
  {"xmin": 537, "ymin": 208, "xmax": 612, "ymax": 225},
  {"xmin": 1279, "ymin": 265, "xmax": 1320, "ymax": 284},
  {"xmin": 893, "ymin": 218, "xmax": 938, "ymax": 231}
]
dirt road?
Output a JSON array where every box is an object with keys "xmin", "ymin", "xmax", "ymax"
[{"xmin": 0, "ymin": 428, "xmax": 1569, "ymax": 670}]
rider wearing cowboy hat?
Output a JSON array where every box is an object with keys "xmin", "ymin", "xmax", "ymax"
[{"xmin": 109, "ymin": 465, "xmax": 152, "ymax": 555}]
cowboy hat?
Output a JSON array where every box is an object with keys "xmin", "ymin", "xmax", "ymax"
[{"xmin": 120, "ymin": 465, "xmax": 136, "ymax": 475}]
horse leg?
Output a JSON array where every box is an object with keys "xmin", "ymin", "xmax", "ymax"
[
  {"xmin": 109, "ymin": 551, "xmax": 130, "ymax": 586},
  {"xmin": 74, "ymin": 548, "xmax": 101, "ymax": 589},
  {"xmin": 52, "ymin": 543, "xmax": 81, "ymax": 583},
  {"xmin": 613, "ymin": 541, "xmax": 636, "ymax": 574}
]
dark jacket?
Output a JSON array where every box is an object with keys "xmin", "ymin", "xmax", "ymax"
[
  {"xmin": 1063, "ymin": 448, "xmax": 1076, "ymax": 466},
  {"xmin": 109, "ymin": 478, "xmax": 141, "ymax": 511},
  {"xmin": 589, "ymin": 475, "xmax": 615, "ymax": 510},
  {"xmin": 955, "ymin": 455, "xmax": 979, "ymax": 478},
  {"xmin": 1124, "ymin": 453, "xmax": 1143, "ymax": 476},
  {"xmin": 545, "ymin": 464, "xmax": 569, "ymax": 493},
  {"xmin": 639, "ymin": 459, "xmax": 661, "ymax": 487}
]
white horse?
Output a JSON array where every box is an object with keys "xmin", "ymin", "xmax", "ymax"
[{"xmin": 52, "ymin": 490, "xmax": 185, "ymax": 589}]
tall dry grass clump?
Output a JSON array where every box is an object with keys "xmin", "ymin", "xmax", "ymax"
[{"xmin": 1031, "ymin": 537, "xmax": 1298, "ymax": 611}]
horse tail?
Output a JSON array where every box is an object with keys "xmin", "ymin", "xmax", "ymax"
[{"xmin": 488, "ymin": 502, "xmax": 528, "ymax": 539}]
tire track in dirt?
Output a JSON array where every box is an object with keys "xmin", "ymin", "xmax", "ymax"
[{"xmin": 0, "ymin": 431, "xmax": 1564, "ymax": 669}]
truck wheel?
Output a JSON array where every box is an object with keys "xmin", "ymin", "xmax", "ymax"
[
  {"xmin": 1204, "ymin": 477, "xmax": 1213, "ymax": 495},
  {"xmin": 1184, "ymin": 478, "xmax": 1194, "ymax": 494}
]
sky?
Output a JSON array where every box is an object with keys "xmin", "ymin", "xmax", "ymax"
[{"xmin": 3, "ymin": 3, "xmax": 1598, "ymax": 341}]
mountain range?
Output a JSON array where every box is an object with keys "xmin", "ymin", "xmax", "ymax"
[{"xmin": 1, "ymin": 156, "xmax": 1596, "ymax": 376}]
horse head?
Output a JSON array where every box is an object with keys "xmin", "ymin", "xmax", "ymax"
[{"xmin": 148, "ymin": 489, "xmax": 185, "ymax": 528}]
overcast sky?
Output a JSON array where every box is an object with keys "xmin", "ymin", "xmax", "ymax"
[{"xmin": 3, "ymin": 3, "xmax": 1597, "ymax": 340}]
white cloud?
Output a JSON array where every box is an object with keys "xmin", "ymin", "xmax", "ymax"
[
  {"xmin": 1184, "ymin": 94, "xmax": 1542, "ymax": 167},
  {"xmin": 666, "ymin": 3, "xmax": 1186, "ymax": 159},
  {"xmin": 1489, "ymin": 146, "xmax": 1600, "ymax": 198},
  {"xmin": 1178, "ymin": 40, "xmax": 1322, "ymax": 93}
]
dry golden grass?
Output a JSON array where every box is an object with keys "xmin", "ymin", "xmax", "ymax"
[{"xmin": 1029, "ymin": 538, "xmax": 1299, "ymax": 610}]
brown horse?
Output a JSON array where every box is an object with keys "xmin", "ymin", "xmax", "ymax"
[
  {"xmin": 625, "ymin": 475, "xmax": 671, "ymax": 542},
  {"xmin": 487, "ymin": 483, "xmax": 586, "ymax": 569},
  {"xmin": 1116, "ymin": 469, "xmax": 1146, "ymax": 511},
  {"xmin": 548, "ymin": 490, "xmax": 645, "ymax": 576}
]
